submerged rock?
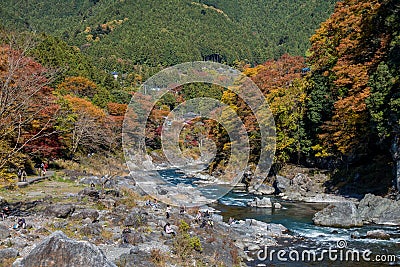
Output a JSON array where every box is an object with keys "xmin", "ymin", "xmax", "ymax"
[
  {"xmin": 313, "ymin": 202, "xmax": 363, "ymax": 227},
  {"xmin": 365, "ymin": 230, "xmax": 390, "ymax": 240},
  {"xmin": 13, "ymin": 231, "xmax": 116, "ymax": 267}
]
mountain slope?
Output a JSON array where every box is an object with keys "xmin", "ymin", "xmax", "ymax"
[{"xmin": 0, "ymin": 0, "xmax": 337, "ymax": 68}]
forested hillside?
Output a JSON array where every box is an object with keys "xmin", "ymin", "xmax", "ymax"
[
  {"xmin": 0, "ymin": 0, "xmax": 336, "ymax": 68},
  {"xmin": 198, "ymin": 0, "xmax": 337, "ymax": 60},
  {"xmin": 0, "ymin": 0, "xmax": 399, "ymax": 196}
]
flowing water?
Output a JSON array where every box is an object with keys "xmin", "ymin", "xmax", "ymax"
[{"xmin": 158, "ymin": 169, "xmax": 400, "ymax": 266}]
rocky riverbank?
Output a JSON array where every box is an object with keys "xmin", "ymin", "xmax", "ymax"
[{"xmin": 0, "ymin": 171, "xmax": 294, "ymax": 266}]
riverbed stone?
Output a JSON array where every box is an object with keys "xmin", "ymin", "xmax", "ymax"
[
  {"xmin": 313, "ymin": 202, "xmax": 363, "ymax": 227},
  {"xmin": 246, "ymin": 243, "xmax": 260, "ymax": 251},
  {"xmin": 79, "ymin": 222, "xmax": 102, "ymax": 236},
  {"xmin": 78, "ymin": 188, "xmax": 100, "ymax": 199},
  {"xmin": 124, "ymin": 211, "xmax": 148, "ymax": 228}
]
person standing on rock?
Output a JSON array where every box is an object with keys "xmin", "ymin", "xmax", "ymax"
[
  {"xmin": 17, "ymin": 169, "xmax": 22, "ymax": 182},
  {"xmin": 179, "ymin": 205, "xmax": 185, "ymax": 215},
  {"xmin": 41, "ymin": 162, "xmax": 48, "ymax": 176},
  {"xmin": 195, "ymin": 210, "xmax": 202, "ymax": 224},
  {"xmin": 35, "ymin": 163, "xmax": 42, "ymax": 177},
  {"xmin": 1, "ymin": 206, "xmax": 10, "ymax": 220},
  {"xmin": 121, "ymin": 227, "xmax": 131, "ymax": 244},
  {"xmin": 166, "ymin": 205, "xmax": 171, "ymax": 219},
  {"xmin": 21, "ymin": 169, "xmax": 27, "ymax": 182}
]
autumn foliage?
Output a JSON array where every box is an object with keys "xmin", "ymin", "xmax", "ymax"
[
  {"xmin": 308, "ymin": 0, "xmax": 396, "ymax": 158},
  {"xmin": 0, "ymin": 43, "xmax": 59, "ymax": 176}
]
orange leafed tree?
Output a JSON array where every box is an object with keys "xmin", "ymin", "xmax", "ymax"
[
  {"xmin": 57, "ymin": 76, "xmax": 98, "ymax": 98},
  {"xmin": 244, "ymin": 54, "xmax": 307, "ymax": 163},
  {"xmin": 0, "ymin": 41, "xmax": 58, "ymax": 171},
  {"xmin": 307, "ymin": 0, "xmax": 388, "ymax": 157},
  {"xmin": 59, "ymin": 94, "xmax": 107, "ymax": 158}
]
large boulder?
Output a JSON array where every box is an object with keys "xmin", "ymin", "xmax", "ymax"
[
  {"xmin": 124, "ymin": 211, "xmax": 148, "ymax": 228},
  {"xmin": 13, "ymin": 231, "xmax": 116, "ymax": 267},
  {"xmin": 313, "ymin": 202, "xmax": 363, "ymax": 228},
  {"xmin": 72, "ymin": 209, "xmax": 99, "ymax": 222},
  {"xmin": 247, "ymin": 197, "xmax": 273, "ymax": 208},
  {"xmin": 358, "ymin": 194, "xmax": 400, "ymax": 225},
  {"xmin": 79, "ymin": 223, "xmax": 103, "ymax": 237},
  {"xmin": 274, "ymin": 175, "xmax": 290, "ymax": 193},
  {"xmin": 121, "ymin": 229, "xmax": 144, "ymax": 245},
  {"xmin": 253, "ymin": 184, "xmax": 275, "ymax": 195},
  {"xmin": 44, "ymin": 204, "xmax": 75, "ymax": 218},
  {"xmin": 78, "ymin": 188, "xmax": 100, "ymax": 199},
  {"xmin": 79, "ymin": 176, "xmax": 101, "ymax": 185}
]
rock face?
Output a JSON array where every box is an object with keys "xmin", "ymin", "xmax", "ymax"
[
  {"xmin": 44, "ymin": 204, "xmax": 75, "ymax": 218},
  {"xmin": 13, "ymin": 231, "xmax": 116, "ymax": 267},
  {"xmin": 313, "ymin": 202, "xmax": 363, "ymax": 227},
  {"xmin": 358, "ymin": 194, "xmax": 400, "ymax": 225}
]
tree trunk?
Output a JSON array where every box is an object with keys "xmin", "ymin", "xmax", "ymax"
[
  {"xmin": 395, "ymin": 161, "xmax": 400, "ymax": 191},
  {"xmin": 391, "ymin": 135, "xmax": 400, "ymax": 191}
]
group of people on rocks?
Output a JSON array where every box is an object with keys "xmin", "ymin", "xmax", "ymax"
[
  {"xmin": 127, "ymin": 200, "xmax": 218, "ymax": 243},
  {"xmin": 145, "ymin": 199, "xmax": 160, "ymax": 209},
  {"xmin": 17, "ymin": 169, "xmax": 27, "ymax": 182},
  {"xmin": 195, "ymin": 210, "xmax": 214, "ymax": 229},
  {"xmin": 35, "ymin": 162, "xmax": 48, "ymax": 177}
]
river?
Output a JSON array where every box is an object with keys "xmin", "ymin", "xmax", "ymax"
[{"xmin": 158, "ymin": 168, "xmax": 400, "ymax": 266}]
